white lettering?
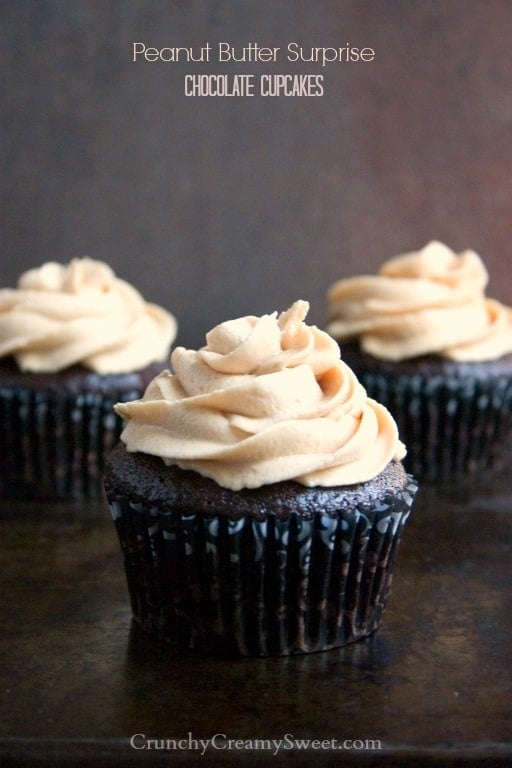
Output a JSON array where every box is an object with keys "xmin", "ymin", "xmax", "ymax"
[
  {"xmin": 128, "ymin": 732, "xmax": 383, "ymax": 753},
  {"xmin": 132, "ymin": 42, "xmax": 211, "ymax": 62},
  {"xmin": 260, "ymin": 74, "xmax": 324, "ymax": 97},
  {"xmin": 184, "ymin": 74, "xmax": 255, "ymax": 97},
  {"xmin": 218, "ymin": 42, "xmax": 280, "ymax": 62},
  {"xmin": 130, "ymin": 733, "xmax": 147, "ymax": 749},
  {"xmin": 211, "ymin": 733, "xmax": 227, "ymax": 750},
  {"xmin": 287, "ymin": 42, "xmax": 375, "ymax": 66}
]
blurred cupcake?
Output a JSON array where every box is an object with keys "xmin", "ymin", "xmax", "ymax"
[
  {"xmin": 104, "ymin": 300, "xmax": 417, "ymax": 657},
  {"xmin": 0, "ymin": 258, "xmax": 177, "ymax": 500},
  {"xmin": 326, "ymin": 241, "xmax": 512, "ymax": 482}
]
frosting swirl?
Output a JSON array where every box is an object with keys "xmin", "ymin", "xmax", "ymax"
[
  {"xmin": 0, "ymin": 258, "xmax": 177, "ymax": 373},
  {"xmin": 116, "ymin": 300, "xmax": 405, "ymax": 491},
  {"xmin": 326, "ymin": 241, "xmax": 512, "ymax": 362}
]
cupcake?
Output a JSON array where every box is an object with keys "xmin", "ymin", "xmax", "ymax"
[
  {"xmin": 0, "ymin": 258, "xmax": 177, "ymax": 500},
  {"xmin": 326, "ymin": 241, "xmax": 512, "ymax": 482},
  {"xmin": 104, "ymin": 300, "xmax": 417, "ymax": 657}
]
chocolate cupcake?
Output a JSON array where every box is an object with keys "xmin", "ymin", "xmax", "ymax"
[
  {"xmin": 326, "ymin": 241, "xmax": 512, "ymax": 482},
  {"xmin": 0, "ymin": 258, "xmax": 177, "ymax": 500},
  {"xmin": 104, "ymin": 300, "xmax": 417, "ymax": 657}
]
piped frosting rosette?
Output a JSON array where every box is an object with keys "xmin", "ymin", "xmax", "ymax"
[
  {"xmin": 116, "ymin": 300, "xmax": 405, "ymax": 490},
  {"xmin": 0, "ymin": 258, "xmax": 177, "ymax": 373},
  {"xmin": 326, "ymin": 241, "xmax": 512, "ymax": 362}
]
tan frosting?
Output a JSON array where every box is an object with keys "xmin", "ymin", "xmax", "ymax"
[
  {"xmin": 0, "ymin": 258, "xmax": 177, "ymax": 373},
  {"xmin": 326, "ymin": 241, "xmax": 512, "ymax": 362},
  {"xmin": 116, "ymin": 300, "xmax": 406, "ymax": 491}
]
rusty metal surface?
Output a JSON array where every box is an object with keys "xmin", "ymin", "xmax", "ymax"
[{"xmin": 0, "ymin": 475, "xmax": 511, "ymax": 767}]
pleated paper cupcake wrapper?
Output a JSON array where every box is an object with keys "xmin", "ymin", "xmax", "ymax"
[
  {"xmin": 108, "ymin": 479, "xmax": 417, "ymax": 657},
  {"xmin": 359, "ymin": 371, "xmax": 512, "ymax": 483},
  {"xmin": 0, "ymin": 384, "xmax": 141, "ymax": 500}
]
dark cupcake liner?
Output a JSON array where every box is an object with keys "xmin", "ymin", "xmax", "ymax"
[
  {"xmin": 108, "ymin": 477, "xmax": 417, "ymax": 657},
  {"xmin": 0, "ymin": 383, "xmax": 141, "ymax": 500},
  {"xmin": 359, "ymin": 370, "xmax": 512, "ymax": 483}
]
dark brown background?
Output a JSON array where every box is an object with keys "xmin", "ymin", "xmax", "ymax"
[{"xmin": 2, "ymin": 1, "xmax": 511, "ymax": 349}]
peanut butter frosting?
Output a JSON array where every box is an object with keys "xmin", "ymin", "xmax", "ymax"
[
  {"xmin": 326, "ymin": 241, "xmax": 512, "ymax": 362},
  {"xmin": 0, "ymin": 258, "xmax": 177, "ymax": 373},
  {"xmin": 116, "ymin": 300, "xmax": 406, "ymax": 491}
]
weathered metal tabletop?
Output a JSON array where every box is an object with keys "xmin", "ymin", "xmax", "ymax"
[{"xmin": 1, "ymin": 475, "xmax": 511, "ymax": 767}]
